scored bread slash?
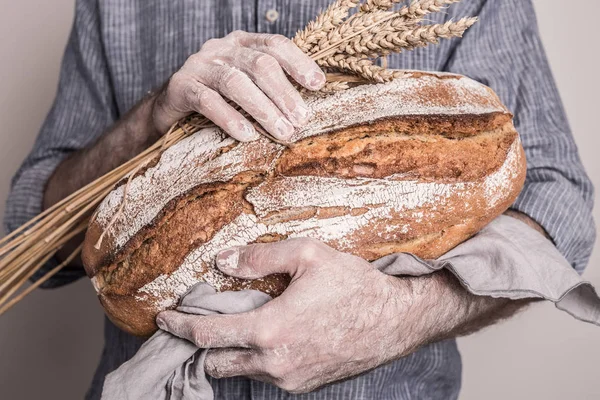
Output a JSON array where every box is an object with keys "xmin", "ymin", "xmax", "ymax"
[{"xmin": 81, "ymin": 71, "xmax": 526, "ymax": 337}]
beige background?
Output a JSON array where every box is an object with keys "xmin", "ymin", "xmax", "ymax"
[{"xmin": 0, "ymin": 1, "xmax": 598, "ymax": 399}]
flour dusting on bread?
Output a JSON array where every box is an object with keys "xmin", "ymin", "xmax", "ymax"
[
  {"xmin": 83, "ymin": 71, "xmax": 527, "ymax": 336},
  {"xmin": 137, "ymin": 139, "xmax": 523, "ymax": 309},
  {"xmin": 95, "ymin": 128, "xmax": 281, "ymax": 248},
  {"xmin": 93, "ymin": 73, "xmax": 508, "ymax": 251},
  {"xmin": 293, "ymin": 72, "xmax": 507, "ymax": 142}
]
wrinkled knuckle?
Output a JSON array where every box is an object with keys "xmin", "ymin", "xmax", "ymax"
[
  {"xmin": 278, "ymin": 378, "xmax": 303, "ymax": 393},
  {"xmin": 203, "ymin": 355, "xmax": 221, "ymax": 378},
  {"xmin": 169, "ymin": 72, "xmax": 188, "ymax": 93},
  {"xmin": 295, "ymin": 237, "xmax": 325, "ymax": 263},
  {"xmin": 202, "ymin": 38, "xmax": 220, "ymax": 49},
  {"xmin": 191, "ymin": 323, "xmax": 210, "ymax": 347},
  {"xmin": 191, "ymin": 331, "xmax": 205, "ymax": 347},
  {"xmin": 181, "ymin": 83, "xmax": 200, "ymax": 105},
  {"xmin": 205, "ymin": 354, "xmax": 230, "ymax": 379},
  {"xmin": 250, "ymin": 54, "xmax": 279, "ymax": 73},
  {"xmin": 227, "ymin": 30, "xmax": 245, "ymax": 42},
  {"xmin": 242, "ymin": 245, "xmax": 269, "ymax": 270},
  {"xmin": 196, "ymin": 86, "xmax": 217, "ymax": 105},
  {"xmin": 207, "ymin": 367, "xmax": 224, "ymax": 379},
  {"xmin": 220, "ymin": 69, "xmax": 247, "ymax": 93},
  {"xmin": 263, "ymin": 357, "xmax": 289, "ymax": 380},
  {"xmin": 265, "ymin": 34, "xmax": 290, "ymax": 47},
  {"xmin": 282, "ymin": 84, "xmax": 301, "ymax": 98},
  {"xmin": 254, "ymin": 324, "xmax": 280, "ymax": 349},
  {"xmin": 184, "ymin": 52, "xmax": 205, "ymax": 68}
]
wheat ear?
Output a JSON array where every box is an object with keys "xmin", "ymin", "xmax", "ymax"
[{"xmin": 294, "ymin": 0, "xmax": 361, "ymax": 53}]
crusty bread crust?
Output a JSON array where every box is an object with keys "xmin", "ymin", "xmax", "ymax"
[{"xmin": 82, "ymin": 71, "xmax": 526, "ymax": 337}]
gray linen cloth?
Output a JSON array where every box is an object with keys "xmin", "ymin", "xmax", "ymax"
[{"xmin": 101, "ymin": 215, "xmax": 600, "ymax": 399}]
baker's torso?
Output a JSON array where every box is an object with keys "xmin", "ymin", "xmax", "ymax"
[{"xmin": 87, "ymin": 1, "xmax": 476, "ymax": 398}]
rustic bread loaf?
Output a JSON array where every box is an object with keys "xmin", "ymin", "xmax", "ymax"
[{"xmin": 82, "ymin": 71, "xmax": 527, "ymax": 337}]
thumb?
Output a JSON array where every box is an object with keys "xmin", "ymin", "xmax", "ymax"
[{"xmin": 215, "ymin": 237, "xmax": 335, "ymax": 279}]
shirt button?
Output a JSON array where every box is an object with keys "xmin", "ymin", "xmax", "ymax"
[{"xmin": 266, "ymin": 9, "xmax": 279, "ymax": 23}]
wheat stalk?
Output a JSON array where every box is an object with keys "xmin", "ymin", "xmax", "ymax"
[
  {"xmin": 0, "ymin": 0, "xmax": 476, "ymax": 314},
  {"xmin": 352, "ymin": 17, "xmax": 477, "ymax": 59},
  {"xmin": 294, "ymin": 0, "xmax": 361, "ymax": 53},
  {"xmin": 319, "ymin": 55, "xmax": 405, "ymax": 83},
  {"xmin": 310, "ymin": 0, "xmax": 462, "ymax": 56},
  {"xmin": 360, "ymin": 0, "xmax": 403, "ymax": 12}
]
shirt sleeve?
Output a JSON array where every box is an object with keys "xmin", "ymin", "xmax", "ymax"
[
  {"xmin": 3, "ymin": 0, "xmax": 117, "ymax": 288},
  {"xmin": 444, "ymin": 0, "xmax": 595, "ymax": 273}
]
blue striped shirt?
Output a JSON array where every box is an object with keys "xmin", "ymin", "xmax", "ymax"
[{"xmin": 4, "ymin": 0, "xmax": 595, "ymax": 399}]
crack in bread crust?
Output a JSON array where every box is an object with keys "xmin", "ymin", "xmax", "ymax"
[
  {"xmin": 82, "ymin": 72, "xmax": 527, "ymax": 337},
  {"xmin": 93, "ymin": 122, "xmax": 520, "ymax": 295},
  {"xmin": 89, "ymin": 116, "xmax": 514, "ymax": 281}
]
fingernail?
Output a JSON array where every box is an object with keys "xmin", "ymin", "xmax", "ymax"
[
  {"xmin": 292, "ymin": 104, "xmax": 311, "ymax": 126},
  {"xmin": 240, "ymin": 120, "xmax": 260, "ymax": 141},
  {"xmin": 216, "ymin": 248, "xmax": 239, "ymax": 272},
  {"xmin": 309, "ymin": 71, "xmax": 326, "ymax": 90},
  {"xmin": 227, "ymin": 120, "xmax": 259, "ymax": 142},
  {"xmin": 274, "ymin": 118, "xmax": 294, "ymax": 139},
  {"xmin": 156, "ymin": 315, "xmax": 166, "ymax": 330}
]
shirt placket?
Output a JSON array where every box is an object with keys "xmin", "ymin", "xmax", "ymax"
[
  {"xmin": 256, "ymin": 0, "xmax": 281, "ymax": 34},
  {"xmin": 251, "ymin": 3, "xmax": 285, "ymax": 399}
]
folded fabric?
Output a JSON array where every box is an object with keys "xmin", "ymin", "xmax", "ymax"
[
  {"xmin": 374, "ymin": 216, "xmax": 600, "ymax": 325},
  {"xmin": 102, "ymin": 215, "xmax": 600, "ymax": 399}
]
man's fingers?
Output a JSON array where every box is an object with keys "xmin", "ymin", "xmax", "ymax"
[
  {"xmin": 204, "ymin": 348, "xmax": 264, "ymax": 379},
  {"xmin": 234, "ymin": 47, "xmax": 311, "ymax": 127},
  {"xmin": 156, "ymin": 311, "xmax": 257, "ymax": 348},
  {"xmin": 238, "ymin": 32, "xmax": 326, "ymax": 91},
  {"xmin": 187, "ymin": 87, "xmax": 259, "ymax": 142},
  {"xmin": 156, "ymin": 30, "xmax": 324, "ymax": 140},
  {"xmin": 215, "ymin": 237, "xmax": 337, "ymax": 279},
  {"xmin": 159, "ymin": 72, "xmax": 258, "ymax": 141},
  {"xmin": 201, "ymin": 65, "xmax": 295, "ymax": 141}
]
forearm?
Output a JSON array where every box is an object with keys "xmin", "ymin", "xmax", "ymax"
[
  {"xmin": 504, "ymin": 209, "xmax": 551, "ymax": 240},
  {"xmin": 41, "ymin": 93, "xmax": 160, "ymax": 265},
  {"xmin": 43, "ymin": 93, "xmax": 160, "ymax": 210},
  {"xmin": 400, "ymin": 210, "xmax": 548, "ymax": 352},
  {"xmin": 399, "ymin": 270, "xmax": 529, "ymax": 352}
]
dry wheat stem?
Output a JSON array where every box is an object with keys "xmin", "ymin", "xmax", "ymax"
[
  {"xmin": 94, "ymin": 157, "xmax": 153, "ymax": 250},
  {"xmin": 359, "ymin": 17, "xmax": 476, "ymax": 58},
  {"xmin": 0, "ymin": 222, "xmax": 87, "ymax": 304},
  {"xmin": 309, "ymin": 0, "xmax": 464, "ymax": 60},
  {"xmin": 0, "ymin": 246, "xmax": 82, "ymax": 315},
  {"xmin": 294, "ymin": 0, "xmax": 361, "ymax": 53},
  {"xmin": 0, "ymin": 0, "xmax": 475, "ymax": 313},
  {"xmin": 0, "ymin": 244, "xmax": 84, "ymax": 314},
  {"xmin": 0, "ymin": 123, "xmax": 194, "ymax": 310},
  {"xmin": 319, "ymin": 55, "xmax": 404, "ymax": 82},
  {"xmin": 0, "ymin": 253, "xmax": 56, "ymax": 307},
  {"xmin": 360, "ymin": 0, "xmax": 403, "ymax": 12}
]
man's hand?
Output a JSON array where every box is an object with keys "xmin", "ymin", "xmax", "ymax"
[
  {"xmin": 43, "ymin": 31, "xmax": 324, "ymax": 265},
  {"xmin": 157, "ymin": 238, "xmax": 525, "ymax": 393},
  {"xmin": 44, "ymin": 31, "xmax": 323, "ymax": 207},
  {"xmin": 152, "ymin": 31, "xmax": 326, "ymax": 141}
]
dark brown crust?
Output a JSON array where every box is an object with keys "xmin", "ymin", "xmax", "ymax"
[
  {"xmin": 82, "ymin": 76, "xmax": 526, "ymax": 337},
  {"xmin": 89, "ymin": 173, "xmax": 261, "ymax": 287},
  {"xmin": 278, "ymin": 117, "xmax": 516, "ymax": 181},
  {"xmin": 86, "ymin": 115, "xmax": 515, "ymax": 280},
  {"xmin": 100, "ymin": 273, "xmax": 291, "ymax": 336}
]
